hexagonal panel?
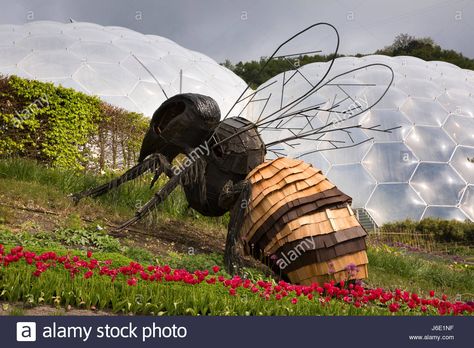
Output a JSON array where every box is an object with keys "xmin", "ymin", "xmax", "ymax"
[
  {"xmin": 100, "ymin": 96, "xmax": 141, "ymax": 113},
  {"xmin": 437, "ymin": 91, "xmax": 474, "ymax": 118},
  {"xmin": 73, "ymin": 63, "xmax": 138, "ymax": 96},
  {"xmin": 410, "ymin": 163, "xmax": 465, "ymax": 205},
  {"xmin": 400, "ymin": 97, "xmax": 450, "ymax": 126},
  {"xmin": 297, "ymin": 150, "xmax": 330, "ymax": 174},
  {"xmin": 49, "ymin": 78, "xmax": 89, "ymax": 94},
  {"xmin": 69, "ymin": 41, "xmax": 129, "ymax": 63},
  {"xmin": 19, "ymin": 51, "xmax": 82, "ymax": 79},
  {"xmin": 113, "ymin": 38, "xmax": 169, "ymax": 59},
  {"xmin": 0, "ymin": 46, "xmax": 31, "ymax": 67},
  {"xmin": 366, "ymin": 184, "xmax": 425, "ymax": 225},
  {"xmin": 422, "ymin": 206, "xmax": 468, "ymax": 221},
  {"xmin": 450, "ymin": 146, "xmax": 474, "ymax": 182},
  {"xmin": 362, "ymin": 143, "xmax": 418, "ymax": 182},
  {"xmin": 405, "ymin": 126, "xmax": 456, "ymax": 162},
  {"xmin": 443, "ymin": 115, "xmax": 474, "ymax": 146},
  {"xmin": 0, "ymin": 31, "xmax": 26, "ymax": 46},
  {"xmin": 326, "ymin": 164, "xmax": 376, "ymax": 208},
  {"xmin": 396, "ymin": 78, "xmax": 442, "ymax": 99},
  {"xmin": 64, "ymin": 28, "xmax": 120, "ymax": 42},
  {"xmin": 360, "ymin": 109, "xmax": 412, "ymax": 141},
  {"xmin": 121, "ymin": 56, "xmax": 175, "ymax": 84},
  {"xmin": 319, "ymin": 128, "xmax": 372, "ymax": 165},
  {"xmin": 129, "ymin": 81, "xmax": 171, "ymax": 116},
  {"xmin": 17, "ymin": 34, "xmax": 76, "ymax": 51},
  {"xmin": 460, "ymin": 186, "xmax": 474, "ymax": 220}
]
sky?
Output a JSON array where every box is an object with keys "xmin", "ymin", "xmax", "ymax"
[{"xmin": 0, "ymin": 0, "xmax": 473, "ymax": 63}]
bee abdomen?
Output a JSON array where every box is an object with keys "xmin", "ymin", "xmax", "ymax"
[{"xmin": 241, "ymin": 157, "xmax": 368, "ymax": 285}]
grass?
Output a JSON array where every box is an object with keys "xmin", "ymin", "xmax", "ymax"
[
  {"xmin": 366, "ymin": 245, "xmax": 474, "ymax": 299},
  {"xmin": 0, "ymin": 157, "xmax": 229, "ymax": 228},
  {"xmin": 0, "ymin": 158, "xmax": 473, "ymax": 314}
]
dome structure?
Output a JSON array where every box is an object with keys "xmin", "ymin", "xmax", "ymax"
[
  {"xmin": 251, "ymin": 55, "xmax": 474, "ymax": 225},
  {"xmin": 0, "ymin": 20, "xmax": 247, "ymax": 117}
]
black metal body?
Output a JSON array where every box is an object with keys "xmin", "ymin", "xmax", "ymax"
[
  {"xmin": 137, "ymin": 93, "xmax": 265, "ymax": 217},
  {"xmin": 183, "ymin": 116, "xmax": 265, "ymax": 216}
]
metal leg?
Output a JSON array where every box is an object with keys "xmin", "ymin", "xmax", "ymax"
[
  {"xmin": 71, "ymin": 154, "xmax": 166, "ymax": 203},
  {"xmin": 115, "ymin": 173, "xmax": 182, "ymax": 231},
  {"xmin": 224, "ymin": 180, "xmax": 251, "ymax": 274},
  {"xmin": 115, "ymin": 157, "xmax": 207, "ymax": 231}
]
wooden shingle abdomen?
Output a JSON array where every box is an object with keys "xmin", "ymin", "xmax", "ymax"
[{"xmin": 241, "ymin": 157, "xmax": 368, "ymax": 285}]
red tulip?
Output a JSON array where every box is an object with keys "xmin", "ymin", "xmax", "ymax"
[
  {"xmin": 389, "ymin": 303, "xmax": 400, "ymax": 313},
  {"xmin": 127, "ymin": 277, "xmax": 138, "ymax": 286}
]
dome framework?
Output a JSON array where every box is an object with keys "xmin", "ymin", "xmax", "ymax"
[{"xmin": 0, "ymin": 20, "xmax": 247, "ymax": 117}]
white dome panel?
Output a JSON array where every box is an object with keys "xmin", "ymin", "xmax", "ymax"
[
  {"xmin": 450, "ymin": 146, "xmax": 474, "ymax": 182},
  {"xmin": 363, "ymin": 142, "xmax": 417, "ymax": 182},
  {"xmin": 0, "ymin": 20, "xmax": 247, "ymax": 119},
  {"xmin": 410, "ymin": 163, "xmax": 465, "ymax": 205},
  {"xmin": 254, "ymin": 55, "xmax": 474, "ymax": 224},
  {"xmin": 366, "ymin": 184, "xmax": 425, "ymax": 225},
  {"xmin": 460, "ymin": 186, "xmax": 474, "ymax": 220},
  {"xmin": 400, "ymin": 97, "xmax": 449, "ymax": 126},
  {"xmin": 443, "ymin": 115, "xmax": 474, "ymax": 146},
  {"xmin": 405, "ymin": 126, "xmax": 456, "ymax": 162},
  {"xmin": 327, "ymin": 164, "xmax": 376, "ymax": 207},
  {"xmin": 19, "ymin": 51, "xmax": 82, "ymax": 79}
]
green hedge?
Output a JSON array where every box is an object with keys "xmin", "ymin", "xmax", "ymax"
[
  {"xmin": 0, "ymin": 75, "xmax": 148, "ymax": 170},
  {"xmin": 381, "ymin": 218, "xmax": 474, "ymax": 243}
]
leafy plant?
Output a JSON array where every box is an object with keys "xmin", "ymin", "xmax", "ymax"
[
  {"xmin": 0, "ymin": 75, "xmax": 148, "ymax": 171},
  {"xmin": 381, "ymin": 218, "xmax": 474, "ymax": 243}
]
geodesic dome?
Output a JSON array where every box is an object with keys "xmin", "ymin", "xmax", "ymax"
[
  {"xmin": 252, "ymin": 55, "xmax": 474, "ymax": 225},
  {"xmin": 0, "ymin": 20, "xmax": 247, "ymax": 117}
]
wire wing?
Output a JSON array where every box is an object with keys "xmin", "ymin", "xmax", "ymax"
[
  {"xmin": 258, "ymin": 62, "xmax": 396, "ymax": 158},
  {"xmin": 210, "ymin": 23, "xmax": 396, "ymax": 160}
]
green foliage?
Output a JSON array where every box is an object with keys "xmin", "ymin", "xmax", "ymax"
[
  {"xmin": 54, "ymin": 228, "xmax": 121, "ymax": 252},
  {"xmin": 0, "ymin": 229, "xmax": 61, "ymax": 248},
  {"xmin": 225, "ymin": 34, "xmax": 473, "ymax": 88},
  {"xmin": 381, "ymin": 218, "xmax": 474, "ymax": 243},
  {"xmin": 161, "ymin": 251, "xmax": 225, "ymax": 273},
  {"xmin": 227, "ymin": 54, "xmax": 341, "ymax": 89},
  {"xmin": 367, "ymin": 245, "xmax": 474, "ymax": 298},
  {"xmin": 0, "ymin": 227, "xmax": 121, "ymax": 252},
  {"xmin": 376, "ymin": 33, "xmax": 474, "ymax": 70},
  {"xmin": 0, "ymin": 75, "xmax": 148, "ymax": 171},
  {"xmin": 123, "ymin": 247, "xmax": 155, "ymax": 264},
  {"xmin": 0, "ymin": 76, "xmax": 101, "ymax": 169}
]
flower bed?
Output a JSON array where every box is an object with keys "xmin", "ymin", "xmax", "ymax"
[{"xmin": 0, "ymin": 245, "xmax": 472, "ymax": 316}]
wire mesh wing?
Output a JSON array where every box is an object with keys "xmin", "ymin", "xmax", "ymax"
[{"xmin": 210, "ymin": 23, "xmax": 396, "ymax": 159}]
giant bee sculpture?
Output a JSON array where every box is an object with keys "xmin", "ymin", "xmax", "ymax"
[{"xmin": 73, "ymin": 23, "xmax": 395, "ymax": 284}]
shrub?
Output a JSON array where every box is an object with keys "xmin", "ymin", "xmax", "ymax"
[
  {"xmin": 0, "ymin": 75, "xmax": 148, "ymax": 171},
  {"xmin": 381, "ymin": 218, "xmax": 474, "ymax": 243}
]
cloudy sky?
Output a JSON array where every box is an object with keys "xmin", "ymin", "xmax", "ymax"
[{"xmin": 0, "ymin": 0, "xmax": 473, "ymax": 63}]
